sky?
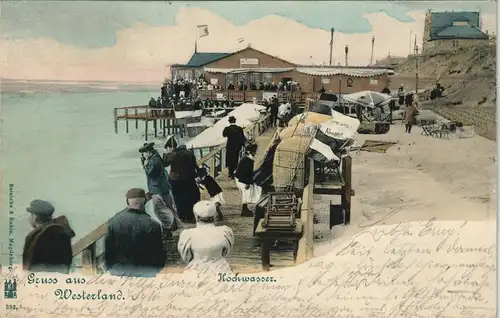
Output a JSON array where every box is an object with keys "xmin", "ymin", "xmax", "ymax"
[{"xmin": 0, "ymin": 1, "xmax": 496, "ymax": 82}]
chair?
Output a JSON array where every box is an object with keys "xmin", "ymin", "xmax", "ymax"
[
  {"xmin": 420, "ymin": 120, "xmax": 438, "ymax": 137},
  {"xmin": 436, "ymin": 123, "xmax": 451, "ymax": 139}
]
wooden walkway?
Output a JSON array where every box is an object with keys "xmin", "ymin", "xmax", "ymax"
[{"xmin": 161, "ymin": 127, "xmax": 299, "ymax": 274}]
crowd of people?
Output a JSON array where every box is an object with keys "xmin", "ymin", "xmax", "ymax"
[
  {"xmin": 226, "ymin": 80, "xmax": 301, "ymax": 92},
  {"xmin": 22, "ymin": 115, "xmax": 271, "ymax": 277}
]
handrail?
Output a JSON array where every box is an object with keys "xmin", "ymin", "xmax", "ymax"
[
  {"xmin": 117, "ymin": 105, "xmax": 148, "ymax": 109},
  {"xmin": 296, "ymin": 158, "xmax": 315, "ymax": 263},
  {"xmin": 72, "ymin": 222, "xmax": 108, "ymax": 257},
  {"xmin": 72, "ymin": 112, "xmax": 273, "ymax": 273}
]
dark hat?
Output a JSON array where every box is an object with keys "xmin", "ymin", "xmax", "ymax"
[
  {"xmin": 126, "ymin": 188, "xmax": 146, "ymax": 199},
  {"xmin": 164, "ymin": 135, "xmax": 178, "ymax": 149},
  {"xmin": 228, "ymin": 116, "xmax": 236, "ymax": 123},
  {"xmin": 26, "ymin": 200, "xmax": 55, "ymax": 216},
  {"xmin": 139, "ymin": 142, "xmax": 155, "ymax": 153}
]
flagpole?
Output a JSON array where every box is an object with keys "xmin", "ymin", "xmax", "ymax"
[{"xmin": 195, "ymin": 26, "xmax": 198, "ymax": 53}]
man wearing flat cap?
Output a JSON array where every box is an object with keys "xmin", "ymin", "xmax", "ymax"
[
  {"xmin": 104, "ymin": 188, "xmax": 166, "ymax": 277},
  {"xmin": 22, "ymin": 200, "xmax": 75, "ymax": 273},
  {"xmin": 222, "ymin": 116, "xmax": 246, "ymax": 180}
]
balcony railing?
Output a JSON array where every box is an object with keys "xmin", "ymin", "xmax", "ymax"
[{"xmin": 197, "ymin": 90, "xmax": 319, "ymax": 103}]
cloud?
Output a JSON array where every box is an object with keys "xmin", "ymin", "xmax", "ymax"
[{"xmin": 0, "ymin": 7, "xmax": 496, "ymax": 82}]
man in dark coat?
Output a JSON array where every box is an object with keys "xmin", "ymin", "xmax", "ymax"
[
  {"xmin": 381, "ymin": 86, "xmax": 391, "ymax": 95},
  {"xmin": 405, "ymin": 93, "xmax": 414, "ymax": 107},
  {"xmin": 222, "ymin": 116, "xmax": 246, "ymax": 179},
  {"xmin": 22, "ymin": 200, "xmax": 75, "ymax": 274},
  {"xmin": 140, "ymin": 143, "xmax": 170, "ymax": 202},
  {"xmin": 163, "ymin": 145, "xmax": 200, "ymax": 222},
  {"xmin": 267, "ymin": 97, "xmax": 279, "ymax": 127},
  {"xmin": 397, "ymin": 85, "xmax": 405, "ymax": 106},
  {"xmin": 105, "ymin": 188, "xmax": 166, "ymax": 277}
]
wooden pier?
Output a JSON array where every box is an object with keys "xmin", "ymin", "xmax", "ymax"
[{"xmin": 72, "ymin": 112, "xmax": 355, "ymax": 274}]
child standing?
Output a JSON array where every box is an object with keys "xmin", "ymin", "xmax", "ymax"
[{"xmin": 197, "ymin": 167, "xmax": 225, "ymax": 221}]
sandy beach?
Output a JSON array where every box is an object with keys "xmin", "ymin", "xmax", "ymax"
[{"xmin": 314, "ymin": 121, "xmax": 496, "ymax": 255}]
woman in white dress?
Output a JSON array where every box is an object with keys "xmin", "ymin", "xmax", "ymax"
[
  {"xmin": 234, "ymin": 143, "xmax": 262, "ymax": 217},
  {"xmin": 177, "ymin": 200, "xmax": 234, "ymax": 275}
]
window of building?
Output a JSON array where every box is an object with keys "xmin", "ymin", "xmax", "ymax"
[
  {"xmin": 263, "ymin": 73, "xmax": 273, "ymax": 84},
  {"xmin": 249, "ymin": 73, "xmax": 262, "ymax": 88},
  {"xmin": 226, "ymin": 74, "xmax": 235, "ymax": 88}
]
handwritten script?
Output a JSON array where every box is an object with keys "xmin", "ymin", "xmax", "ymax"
[{"xmin": 1, "ymin": 220, "xmax": 495, "ymax": 318}]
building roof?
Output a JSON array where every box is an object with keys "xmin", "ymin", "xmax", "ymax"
[
  {"xmin": 186, "ymin": 52, "xmax": 233, "ymax": 67},
  {"xmin": 296, "ymin": 67, "xmax": 392, "ymax": 77},
  {"xmin": 429, "ymin": 11, "xmax": 488, "ymax": 40},
  {"xmin": 435, "ymin": 25, "xmax": 489, "ymax": 40}
]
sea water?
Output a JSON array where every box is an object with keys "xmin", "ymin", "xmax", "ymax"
[{"xmin": 0, "ymin": 91, "xmax": 187, "ymax": 264}]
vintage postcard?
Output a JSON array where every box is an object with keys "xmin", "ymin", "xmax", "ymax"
[{"xmin": 1, "ymin": 1, "xmax": 497, "ymax": 317}]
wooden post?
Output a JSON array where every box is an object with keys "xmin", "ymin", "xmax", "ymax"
[
  {"xmin": 135, "ymin": 108, "xmax": 138, "ymax": 130},
  {"xmin": 296, "ymin": 158, "xmax": 314, "ymax": 264},
  {"xmin": 154, "ymin": 119, "xmax": 158, "ymax": 138},
  {"xmin": 113, "ymin": 108, "xmax": 118, "ymax": 134},
  {"xmin": 162, "ymin": 119, "xmax": 166, "ymax": 137},
  {"xmin": 261, "ymin": 241, "xmax": 270, "ymax": 271},
  {"xmin": 220, "ymin": 148, "xmax": 225, "ymax": 172},
  {"xmin": 145, "ymin": 120, "xmax": 149, "ymax": 141},
  {"xmin": 209, "ymin": 155, "xmax": 216, "ymax": 178},
  {"xmin": 81, "ymin": 243, "xmax": 97, "ymax": 275},
  {"xmin": 341, "ymin": 155, "xmax": 352, "ymax": 225},
  {"xmin": 166, "ymin": 120, "xmax": 171, "ymax": 135},
  {"xmin": 125, "ymin": 109, "xmax": 129, "ymax": 134}
]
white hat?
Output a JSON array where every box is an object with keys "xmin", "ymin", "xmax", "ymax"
[{"xmin": 193, "ymin": 200, "xmax": 216, "ymax": 218}]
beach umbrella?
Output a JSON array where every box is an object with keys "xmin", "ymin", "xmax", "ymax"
[{"xmin": 343, "ymin": 91, "xmax": 392, "ymax": 108}]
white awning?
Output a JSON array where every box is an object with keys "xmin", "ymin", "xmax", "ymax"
[
  {"xmin": 204, "ymin": 67, "xmax": 294, "ymax": 74},
  {"xmin": 296, "ymin": 67, "xmax": 391, "ymax": 77}
]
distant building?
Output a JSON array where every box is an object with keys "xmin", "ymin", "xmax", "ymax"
[
  {"xmin": 422, "ymin": 11, "xmax": 489, "ymax": 52},
  {"xmin": 170, "ymin": 45, "xmax": 394, "ymax": 102}
]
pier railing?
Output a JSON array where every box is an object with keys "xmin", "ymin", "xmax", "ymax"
[
  {"xmin": 194, "ymin": 114, "xmax": 272, "ymax": 179},
  {"xmin": 71, "ymin": 113, "xmax": 273, "ymax": 274}
]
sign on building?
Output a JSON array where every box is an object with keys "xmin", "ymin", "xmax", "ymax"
[
  {"xmin": 210, "ymin": 78, "xmax": 218, "ymax": 85},
  {"xmin": 240, "ymin": 58, "xmax": 259, "ymax": 65},
  {"xmin": 321, "ymin": 78, "xmax": 330, "ymax": 84},
  {"xmin": 370, "ymin": 79, "xmax": 378, "ymax": 85},
  {"xmin": 346, "ymin": 78, "xmax": 353, "ymax": 87}
]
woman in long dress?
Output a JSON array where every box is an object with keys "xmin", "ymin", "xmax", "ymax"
[
  {"xmin": 177, "ymin": 200, "xmax": 234, "ymax": 276},
  {"xmin": 234, "ymin": 143, "xmax": 262, "ymax": 217}
]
